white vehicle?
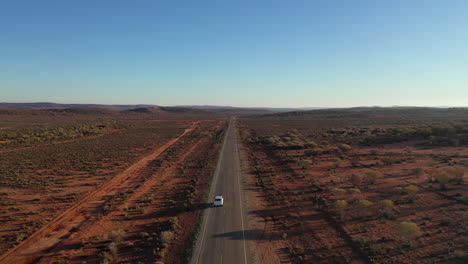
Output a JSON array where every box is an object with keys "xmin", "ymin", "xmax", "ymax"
[{"xmin": 213, "ymin": 195, "xmax": 224, "ymax": 207}]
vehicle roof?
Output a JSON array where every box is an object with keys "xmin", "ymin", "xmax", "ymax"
[{"xmin": 215, "ymin": 195, "xmax": 223, "ymax": 199}]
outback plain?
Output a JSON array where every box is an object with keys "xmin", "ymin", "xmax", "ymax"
[
  {"xmin": 0, "ymin": 106, "xmax": 227, "ymax": 264},
  {"xmin": 0, "ymin": 106, "xmax": 467, "ymax": 264},
  {"xmin": 239, "ymin": 107, "xmax": 468, "ymax": 264}
]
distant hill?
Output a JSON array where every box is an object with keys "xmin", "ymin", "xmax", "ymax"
[
  {"xmin": 0, "ymin": 102, "xmax": 157, "ymax": 111},
  {"xmin": 42, "ymin": 107, "xmax": 119, "ymax": 115},
  {"xmin": 123, "ymin": 106, "xmax": 227, "ymax": 119},
  {"xmin": 176, "ymin": 105, "xmax": 304, "ymax": 113},
  {"xmin": 0, "ymin": 102, "xmax": 311, "ymax": 115},
  {"xmin": 0, "ymin": 106, "xmax": 228, "ymax": 120},
  {"xmin": 251, "ymin": 107, "xmax": 468, "ymax": 125}
]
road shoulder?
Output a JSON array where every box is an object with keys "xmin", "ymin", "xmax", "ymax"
[{"xmin": 236, "ymin": 124, "xmax": 281, "ymax": 264}]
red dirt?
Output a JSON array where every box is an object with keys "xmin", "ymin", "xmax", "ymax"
[
  {"xmin": 0, "ymin": 122, "xmax": 199, "ymax": 264},
  {"xmin": 239, "ymin": 115, "xmax": 468, "ymax": 264}
]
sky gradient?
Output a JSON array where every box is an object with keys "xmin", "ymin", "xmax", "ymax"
[{"xmin": 1, "ymin": 0, "xmax": 468, "ymax": 107}]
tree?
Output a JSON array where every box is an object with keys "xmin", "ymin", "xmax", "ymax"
[
  {"xmin": 396, "ymin": 221, "xmax": 422, "ymax": 247},
  {"xmin": 379, "ymin": 199, "xmax": 394, "ymax": 218},
  {"xmin": 334, "ymin": 200, "xmax": 348, "ymax": 220}
]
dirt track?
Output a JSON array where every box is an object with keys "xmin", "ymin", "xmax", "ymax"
[{"xmin": 0, "ymin": 122, "xmax": 199, "ymax": 264}]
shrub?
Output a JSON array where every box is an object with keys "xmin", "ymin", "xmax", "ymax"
[
  {"xmin": 264, "ymin": 136, "xmax": 280, "ymax": 144},
  {"xmin": 356, "ymin": 199, "xmax": 373, "ymax": 207},
  {"xmin": 108, "ymin": 229, "xmax": 126, "ymax": 243},
  {"xmin": 338, "ymin": 144, "xmax": 352, "ymax": 152},
  {"xmin": 441, "ymin": 217, "xmax": 452, "ymax": 226},
  {"xmin": 274, "ymin": 142, "xmax": 287, "ymax": 149},
  {"xmin": 161, "ymin": 231, "xmax": 174, "ymax": 245},
  {"xmin": 331, "ymin": 157, "xmax": 341, "ymax": 162},
  {"xmin": 334, "ymin": 200, "xmax": 348, "ymax": 220},
  {"xmin": 304, "ymin": 141, "xmax": 318, "ymax": 148},
  {"xmin": 305, "ymin": 149, "xmax": 323, "ymax": 157},
  {"xmin": 364, "ymin": 170, "xmax": 382, "ymax": 185},
  {"xmin": 288, "ymin": 129, "xmax": 300, "ymax": 135},
  {"xmin": 379, "ymin": 199, "xmax": 394, "ymax": 218},
  {"xmin": 348, "ymin": 188, "xmax": 361, "ymax": 195},
  {"xmin": 402, "ymin": 185, "xmax": 419, "ymax": 201},
  {"xmin": 139, "ymin": 232, "xmax": 150, "ymax": 238},
  {"xmin": 331, "ymin": 188, "xmax": 346, "ymax": 197},
  {"xmin": 99, "ymin": 251, "xmax": 113, "ymax": 264},
  {"xmin": 354, "ymin": 199, "xmax": 373, "ymax": 218},
  {"xmin": 402, "ymin": 185, "xmax": 418, "ymax": 194},
  {"xmin": 381, "ymin": 157, "xmax": 397, "ymax": 165},
  {"xmin": 335, "ymin": 199, "xmax": 348, "ymax": 208},
  {"xmin": 391, "ymin": 187, "xmax": 403, "ymax": 195},
  {"xmin": 447, "ymin": 166, "xmax": 465, "ymax": 184},
  {"xmin": 433, "ymin": 171, "xmax": 452, "ymax": 189},
  {"xmin": 108, "ymin": 242, "xmax": 118, "ymax": 256},
  {"xmin": 168, "ymin": 217, "xmax": 180, "ymax": 230},
  {"xmin": 287, "ymin": 142, "xmax": 305, "ymax": 150},
  {"xmin": 296, "ymin": 159, "xmax": 312, "ymax": 169},
  {"xmin": 396, "ymin": 221, "xmax": 422, "ymax": 246}
]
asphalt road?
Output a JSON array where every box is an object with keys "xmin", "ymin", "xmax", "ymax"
[{"xmin": 190, "ymin": 118, "xmax": 250, "ymax": 264}]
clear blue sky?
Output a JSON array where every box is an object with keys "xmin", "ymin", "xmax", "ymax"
[{"xmin": 1, "ymin": 0, "xmax": 467, "ymax": 107}]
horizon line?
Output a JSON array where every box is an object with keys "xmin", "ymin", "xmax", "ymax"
[{"xmin": 1, "ymin": 102, "xmax": 468, "ymax": 109}]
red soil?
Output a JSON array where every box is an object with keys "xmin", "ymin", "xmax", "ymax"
[
  {"xmin": 0, "ymin": 122, "xmax": 199, "ymax": 264},
  {"xmin": 238, "ymin": 117, "xmax": 468, "ymax": 264}
]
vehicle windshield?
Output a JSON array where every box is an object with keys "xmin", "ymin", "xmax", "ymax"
[{"xmin": 215, "ymin": 198, "xmax": 222, "ymax": 201}]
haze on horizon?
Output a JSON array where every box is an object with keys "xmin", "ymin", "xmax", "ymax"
[{"xmin": 1, "ymin": 0, "xmax": 468, "ymax": 108}]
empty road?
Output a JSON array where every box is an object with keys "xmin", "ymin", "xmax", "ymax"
[{"xmin": 191, "ymin": 118, "xmax": 252, "ymax": 264}]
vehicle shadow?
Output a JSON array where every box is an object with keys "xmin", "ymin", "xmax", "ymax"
[
  {"xmin": 191, "ymin": 202, "xmax": 213, "ymax": 210},
  {"xmin": 212, "ymin": 229, "xmax": 281, "ymax": 240}
]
